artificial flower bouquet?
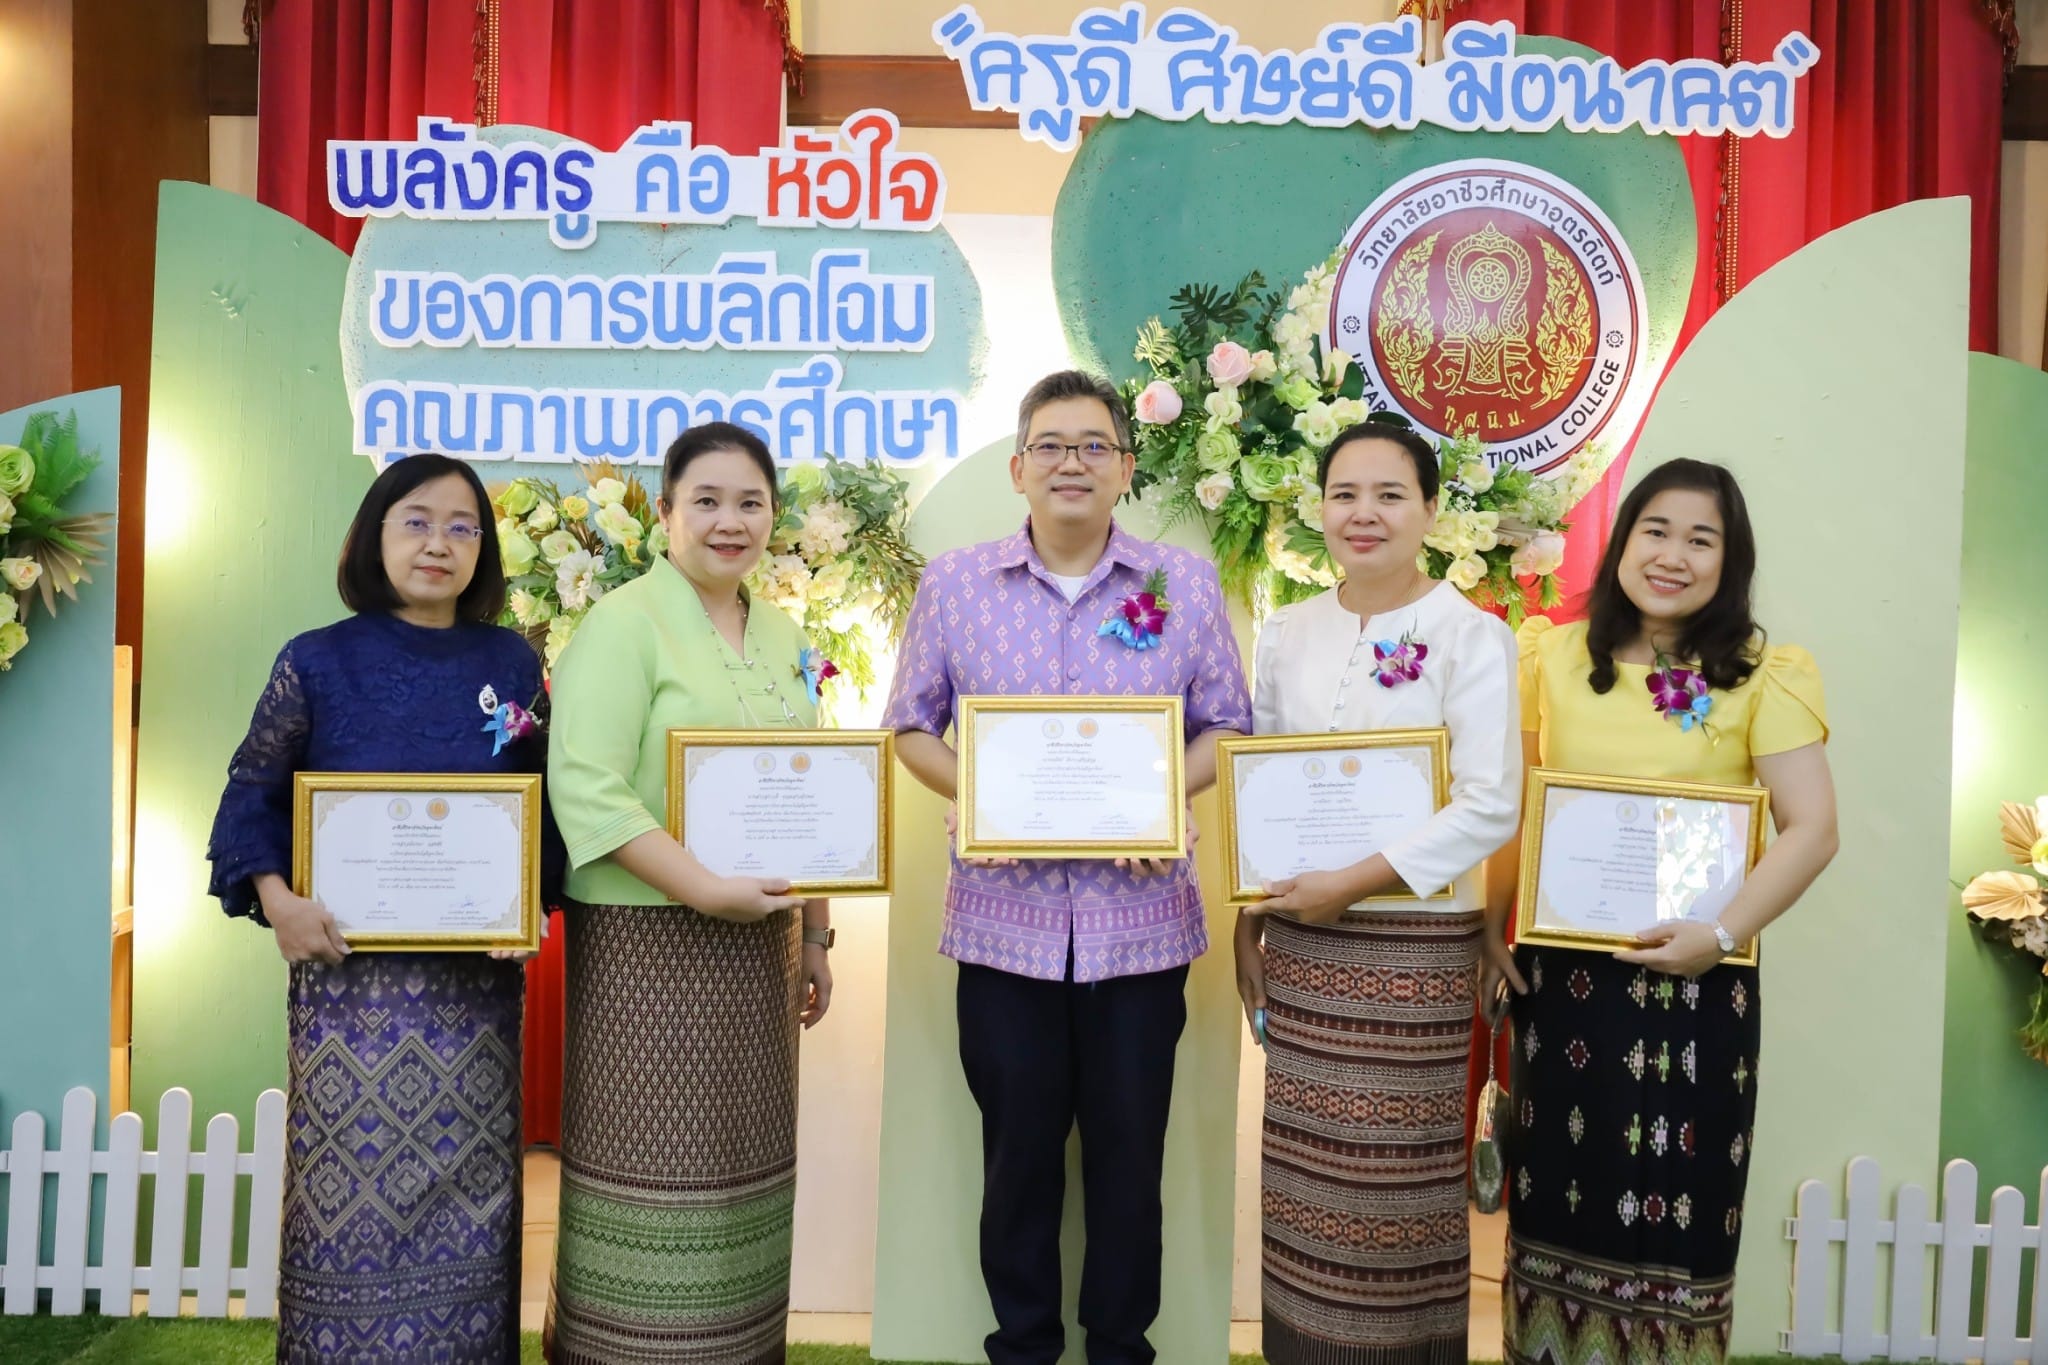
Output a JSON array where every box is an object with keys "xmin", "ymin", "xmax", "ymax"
[
  {"xmin": 1121, "ymin": 253, "xmax": 1608, "ymax": 625},
  {"xmin": 1960, "ymin": 796, "xmax": 2048, "ymax": 1063},
  {"xmin": 492, "ymin": 457, "xmax": 923, "ymax": 709},
  {"xmin": 0, "ymin": 412, "xmax": 111, "ymax": 675}
]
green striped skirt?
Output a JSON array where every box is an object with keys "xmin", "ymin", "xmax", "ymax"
[{"xmin": 544, "ymin": 903, "xmax": 801, "ymax": 1365}]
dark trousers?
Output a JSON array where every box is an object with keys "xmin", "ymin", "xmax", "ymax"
[{"xmin": 955, "ymin": 958, "xmax": 1191, "ymax": 1365}]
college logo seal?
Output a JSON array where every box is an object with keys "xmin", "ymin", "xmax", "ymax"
[{"xmin": 1328, "ymin": 160, "xmax": 1648, "ymax": 476}]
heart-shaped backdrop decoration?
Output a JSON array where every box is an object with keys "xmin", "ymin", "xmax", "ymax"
[{"xmin": 1050, "ymin": 37, "xmax": 1696, "ymax": 439}]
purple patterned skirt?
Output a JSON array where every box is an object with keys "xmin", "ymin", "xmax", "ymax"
[{"xmin": 276, "ymin": 952, "xmax": 524, "ymax": 1365}]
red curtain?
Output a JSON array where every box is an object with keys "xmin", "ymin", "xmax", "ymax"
[
  {"xmin": 252, "ymin": 1, "xmax": 795, "ymax": 1144},
  {"xmin": 493, "ymin": 0, "xmax": 793, "ymax": 155},
  {"xmin": 1737, "ymin": 0, "xmax": 2006, "ymax": 353},
  {"xmin": 254, "ymin": 0, "xmax": 481, "ymax": 254},
  {"xmin": 1449, "ymin": 0, "xmax": 2008, "ymax": 586},
  {"xmin": 254, "ymin": 0, "xmax": 794, "ymax": 251},
  {"xmin": 1446, "ymin": 0, "xmax": 2007, "ymax": 1152}
]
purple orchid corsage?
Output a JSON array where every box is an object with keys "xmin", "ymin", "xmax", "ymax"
[
  {"xmin": 1098, "ymin": 569, "xmax": 1171, "ymax": 652},
  {"xmin": 1647, "ymin": 658, "xmax": 1716, "ymax": 740},
  {"xmin": 1371, "ymin": 630, "xmax": 1429, "ymax": 688},
  {"xmin": 479, "ymin": 684, "xmax": 541, "ymax": 757},
  {"xmin": 797, "ymin": 647, "xmax": 840, "ymax": 705}
]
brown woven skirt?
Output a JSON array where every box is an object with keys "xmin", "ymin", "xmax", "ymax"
[
  {"xmin": 1260, "ymin": 910, "xmax": 1482, "ymax": 1365},
  {"xmin": 544, "ymin": 903, "xmax": 801, "ymax": 1365}
]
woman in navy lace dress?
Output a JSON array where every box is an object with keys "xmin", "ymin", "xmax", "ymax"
[{"xmin": 206, "ymin": 454, "xmax": 542, "ymax": 1364}]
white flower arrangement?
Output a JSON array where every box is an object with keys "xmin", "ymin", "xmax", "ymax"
[
  {"xmin": 1960, "ymin": 796, "xmax": 2048, "ymax": 1063},
  {"xmin": 1123, "ymin": 254, "xmax": 1609, "ymax": 623},
  {"xmin": 492, "ymin": 457, "xmax": 924, "ymax": 705}
]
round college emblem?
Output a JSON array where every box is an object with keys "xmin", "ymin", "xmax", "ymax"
[{"xmin": 1328, "ymin": 160, "xmax": 1648, "ymax": 476}]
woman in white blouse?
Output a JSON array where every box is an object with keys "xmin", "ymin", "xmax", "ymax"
[{"xmin": 1237, "ymin": 418, "xmax": 1521, "ymax": 1365}]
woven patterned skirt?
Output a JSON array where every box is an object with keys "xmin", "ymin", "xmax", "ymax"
[
  {"xmin": 277, "ymin": 953, "xmax": 524, "ymax": 1365},
  {"xmin": 1260, "ymin": 909, "xmax": 1482, "ymax": 1365},
  {"xmin": 1501, "ymin": 948, "xmax": 1762, "ymax": 1365},
  {"xmin": 545, "ymin": 903, "xmax": 802, "ymax": 1365}
]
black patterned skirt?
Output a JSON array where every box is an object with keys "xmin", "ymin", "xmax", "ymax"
[
  {"xmin": 1260, "ymin": 910, "xmax": 1482, "ymax": 1365},
  {"xmin": 1502, "ymin": 948, "xmax": 1762, "ymax": 1365}
]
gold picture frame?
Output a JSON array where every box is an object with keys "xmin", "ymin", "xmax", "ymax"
[
  {"xmin": 291, "ymin": 772, "xmax": 542, "ymax": 952},
  {"xmin": 1216, "ymin": 728, "xmax": 1453, "ymax": 905},
  {"xmin": 666, "ymin": 729, "xmax": 895, "ymax": 896},
  {"xmin": 1516, "ymin": 767, "xmax": 1769, "ymax": 966},
  {"xmin": 955, "ymin": 695, "xmax": 1187, "ymax": 861}
]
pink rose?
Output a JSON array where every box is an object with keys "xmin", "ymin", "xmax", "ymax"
[
  {"xmin": 1133, "ymin": 380, "xmax": 1184, "ymax": 425},
  {"xmin": 1511, "ymin": 530, "xmax": 1568, "ymax": 577},
  {"xmin": 1206, "ymin": 341, "xmax": 1253, "ymax": 388}
]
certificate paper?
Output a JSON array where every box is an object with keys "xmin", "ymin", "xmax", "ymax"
[
  {"xmin": 293, "ymin": 774, "xmax": 540, "ymax": 951},
  {"xmin": 1218, "ymin": 730, "xmax": 1450, "ymax": 904},
  {"xmin": 666, "ymin": 730, "xmax": 893, "ymax": 896},
  {"xmin": 1517, "ymin": 769, "xmax": 1767, "ymax": 964},
  {"xmin": 957, "ymin": 697, "xmax": 1186, "ymax": 860}
]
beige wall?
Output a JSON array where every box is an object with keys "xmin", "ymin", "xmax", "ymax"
[
  {"xmin": 2001, "ymin": 0, "xmax": 2048, "ymax": 365},
  {"xmin": 0, "ymin": 0, "xmax": 75, "ymax": 411},
  {"xmin": 801, "ymin": 0, "xmax": 1405, "ymax": 55}
]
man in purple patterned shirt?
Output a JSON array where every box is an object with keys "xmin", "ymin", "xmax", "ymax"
[{"xmin": 882, "ymin": 370, "xmax": 1251, "ymax": 1365}]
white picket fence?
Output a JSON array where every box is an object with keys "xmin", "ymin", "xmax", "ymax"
[
  {"xmin": 1787, "ymin": 1156, "xmax": 2048, "ymax": 1362},
  {"xmin": 0, "ymin": 1086, "xmax": 286, "ymax": 1317}
]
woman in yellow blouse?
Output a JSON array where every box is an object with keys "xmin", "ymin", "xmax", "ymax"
[
  {"xmin": 1482, "ymin": 459, "xmax": 1839, "ymax": 1365},
  {"xmin": 543, "ymin": 421, "xmax": 833, "ymax": 1365}
]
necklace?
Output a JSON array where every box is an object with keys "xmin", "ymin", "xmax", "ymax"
[
  {"xmin": 672, "ymin": 552, "xmax": 801, "ymax": 726},
  {"xmin": 715, "ymin": 592, "xmax": 802, "ymax": 727}
]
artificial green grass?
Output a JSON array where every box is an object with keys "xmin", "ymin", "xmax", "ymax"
[
  {"xmin": 0, "ymin": 1316, "xmax": 1806, "ymax": 1363},
  {"xmin": 0, "ymin": 1317, "xmax": 275, "ymax": 1364},
  {"xmin": 0, "ymin": 1318, "xmax": 1256, "ymax": 1363}
]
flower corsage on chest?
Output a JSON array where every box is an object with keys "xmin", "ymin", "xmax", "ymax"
[
  {"xmin": 479, "ymin": 683, "xmax": 542, "ymax": 756},
  {"xmin": 1647, "ymin": 657, "xmax": 1717, "ymax": 741},
  {"xmin": 1368, "ymin": 629, "xmax": 1429, "ymax": 688},
  {"xmin": 796, "ymin": 647, "xmax": 839, "ymax": 705},
  {"xmin": 1098, "ymin": 569, "xmax": 1172, "ymax": 651}
]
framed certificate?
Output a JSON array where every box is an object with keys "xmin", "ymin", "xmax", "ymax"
[
  {"xmin": 291, "ymin": 773, "xmax": 542, "ymax": 952},
  {"xmin": 1217, "ymin": 729, "xmax": 1452, "ymax": 905},
  {"xmin": 1516, "ymin": 768, "xmax": 1769, "ymax": 965},
  {"xmin": 666, "ymin": 729, "xmax": 893, "ymax": 896},
  {"xmin": 955, "ymin": 696, "xmax": 1187, "ymax": 861}
]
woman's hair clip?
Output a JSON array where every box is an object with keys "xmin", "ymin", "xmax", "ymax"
[{"xmin": 1365, "ymin": 409, "xmax": 1415, "ymax": 431}]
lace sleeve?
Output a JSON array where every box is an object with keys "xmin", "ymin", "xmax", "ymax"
[{"xmin": 205, "ymin": 640, "xmax": 312, "ymax": 922}]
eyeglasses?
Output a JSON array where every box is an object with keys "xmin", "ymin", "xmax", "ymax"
[
  {"xmin": 1021, "ymin": 440, "xmax": 1127, "ymax": 468},
  {"xmin": 385, "ymin": 517, "xmax": 485, "ymax": 543}
]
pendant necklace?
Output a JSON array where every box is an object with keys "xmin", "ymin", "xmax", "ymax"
[{"xmin": 714, "ymin": 590, "xmax": 801, "ymax": 727}]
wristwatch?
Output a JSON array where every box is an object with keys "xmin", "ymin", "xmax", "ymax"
[
  {"xmin": 1711, "ymin": 921, "xmax": 1736, "ymax": 955},
  {"xmin": 802, "ymin": 926, "xmax": 836, "ymax": 950}
]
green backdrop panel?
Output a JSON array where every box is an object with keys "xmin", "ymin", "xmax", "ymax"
[
  {"xmin": 0, "ymin": 386, "xmax": 121, "ymax": 1160},
  {"xmin": 1050, "ymin": 38, "xmax": 1696, "ymax": 393},
  {"xmin": 1938, "ymin": 352, "xmax": 2048, "ymax": 1330},
  {"xmin": 1631, "ymin": 198, "xmax": 1971, "ymax": 1356},
  {"xmin": 131, "ymin": 184, "xmax": 368, "ymax": 1205},
  {"xmin": 868, "ymin": 446, "xmax": 1246, "ymax": 1364}
]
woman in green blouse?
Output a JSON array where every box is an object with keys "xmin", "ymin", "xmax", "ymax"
[{"xmin": 543, "ymin": 421, "xmax": 834, "ymax": 1365}]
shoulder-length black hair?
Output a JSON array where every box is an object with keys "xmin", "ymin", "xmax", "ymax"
[
  {"xmin": 1585, "ymin": 458, "xmax": 1761, "ymax": 695},
  {"xmin": 661, "ymin": 421, "xmax": 780, "ymax": 510},
  {"xmin": 337, "ymin": 454, "xmax": 506, "ymax": 624}
]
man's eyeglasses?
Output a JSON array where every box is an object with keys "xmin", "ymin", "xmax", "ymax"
[
  {"xmin": 384, "ymin": 517, "xmax": 485, "ymax": 543},
  {"xmin": 1020, "ymin": 440, "xmax": 1128, "ymax": 468}
]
